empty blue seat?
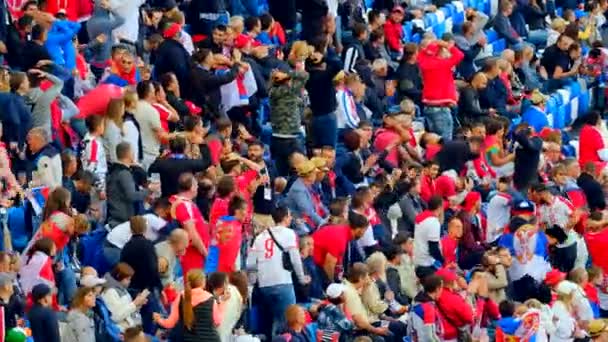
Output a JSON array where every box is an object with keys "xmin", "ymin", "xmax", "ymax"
[
  {"xmin": 485, "ymin": 29, "xmax": 498, "ymax": 42},
  {"xmin": 575, "ymin": 9, "xmax": 586, "ymax": 18},
  {"xmin": 403, "ymin": 22, "xmax": 414, "ymax": 41},
  {"xmin": 434, "ymin": 22, "xmax": 447, "ymax": 37},
  {"xmin": 441, "ymin": 6, "xmax": 452, "ymax": 18},
  {"xmin": 554, "ymin": 104, "xmax": 567, "ymax": 129},
  {"xmin": 412, "ymin": 33, "xmax": 421, "ymax": 43}
]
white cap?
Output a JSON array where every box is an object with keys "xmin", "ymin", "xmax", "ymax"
[
  {"xmin": 326, "ymin": 283, "xmax": 345, "ymax": 299},
  {"xmin": 555, "ymin": 280, "xmax": 577, "ymax": 295},
  {"xmin": 80, "ymin": 274, "xmax": 107, "ymax": 288}
]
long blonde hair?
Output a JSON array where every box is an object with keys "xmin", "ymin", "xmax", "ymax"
[{"xmin": 183, "ymin": 269, "xmax": 206, "ymax": 330}]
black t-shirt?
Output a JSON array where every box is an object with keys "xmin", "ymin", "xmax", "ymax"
[{"xmin": 541, "ymin": 44, "xmax": 571, "ymax": 79}]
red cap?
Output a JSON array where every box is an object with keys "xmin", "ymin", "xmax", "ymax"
[
  {"xmin": 544, "ymin": 269, "xmax": 566, "ymax": 286},
  {"xmin": 436, "ymin": 267, "xmax": 458, "ymax": 283},
  {"xmin": 184, "ymin": 100, "xmax": 202, "ymax": 115},
  {"xmin": 163, "ymin": 23, "xmax": 181, "ymax": 39},
  {"xmin": 463, "ymin": 191, "xmax": 481, "ymax": 212}
]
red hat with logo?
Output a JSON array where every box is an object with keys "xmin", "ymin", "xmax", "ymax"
[
  {"xmin": 184, "ymin": 100, "xmax": 202, "ymax": 116},
  {"xmin": 163, "ymin": 23, "xmax": 181, "ymax": 39}
]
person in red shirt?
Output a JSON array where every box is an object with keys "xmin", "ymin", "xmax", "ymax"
[
  {"xmin": 220, "ymin": 153, "xmax": 263, "ymax": 202},
  {"xmin": 383, "ymin": 6, "xmax": 405, "ymax": 56},
  {"xmin": 170, "ymin": 173, "xmax": 210, "ymax": 277},
  {"xmin": 212, "ymin": 196, "xmax": 247, "ymax": 273},
  {"xmin": 373, "ymin": 110, "xmax": 411, "ymax": 168},
  {"xmin": 209, "ymin": 175, "xmax": 236, "ymax": 227},
  {"xmin": 312, "ymin": 212, "xmax": 369, "ymax": 285},
  {"xmin": 435, "ymin": 267, "xmax": 475, "ymax": 340},
  {"xmin": 441, "ymin": 216, "xmax": 463, "ymax": 266},
  {"xmin": 420, "ymin": 160, "xmax": 440, "ymax": 203},
  {"xmin": 152, "ymin": 82, "xmax": 179, "ymax": 136}
]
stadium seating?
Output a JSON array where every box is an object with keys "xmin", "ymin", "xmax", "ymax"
[{"xmin": 400, "ymin": 0, "xmax": 592, "ymax": 129}]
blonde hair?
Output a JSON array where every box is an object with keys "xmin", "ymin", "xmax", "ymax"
[
  {"xmin": 123, "ymin": 90, "xmax": 138, "ymax": 110},
  {"xmin": 569, "ymin": 268, "xmax": 588, "ymax": 284},
  {"xmin": 183, "ymin": 269, "xmax": 206, "ymax": 330},
  {"xmin": 289, "ymin": 41, "xmax": 313, "ymax": 61},
  {"xmin": 372, "ymin": 59, "xmax": 388, "ymax": 72},
  {"xmin": 524, "ymin": 298, "xmax": 542, "ymax": 309},
  {"xmin": 366, "ymin": 251, "xmax": 387, "ymax": 275},
  {"xmin": 105, "ymin": 98, "xmax": 125, "ymax": 129},
  {"xmin": 230, "ymin": 16, "xmax": 244, "ymax": 33}
]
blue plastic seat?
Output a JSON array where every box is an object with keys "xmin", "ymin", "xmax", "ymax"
[
  {"xmin": 579, "ymin": 91, "xmax": 590, "ymax": 116},
  {"xmin": 554, "ymin": 104, "xmax": 567, "ymax": 129},
  {"xmin": 485, "ymin": 29, "xmax": 498, "ymax": 43}
]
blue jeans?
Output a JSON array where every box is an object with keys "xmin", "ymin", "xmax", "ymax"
[
  {"xmin": 311, "ymin": 112, "xmax": 338, "ymax": 148},
  {"xmin": 56, "ymin": 266, "xmax": 77, "ymax": 306},
  {"xmin": 527, "ymin": 30, "xmax": 548, "ymax": 48},
  {"xmin": 424, "ymin": 106, "xmax": 453, "ymax": 140},
  {"xmin": 259, "ymin": 284, "xmax": 296, "ymax": 338}
]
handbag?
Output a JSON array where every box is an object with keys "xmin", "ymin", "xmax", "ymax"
[{"xmin": 267, "ymin": 228, "xmax": 293, "ymax": 272}]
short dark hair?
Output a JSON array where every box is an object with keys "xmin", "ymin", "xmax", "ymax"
[
  {"xmin": 228, "ymin": 196, "xmax": 247, "ymax": 216},
  {"xmin": 183, "ymin": 115, "xmax": 202, "ymax": 132},
  {"xmin": 368, "ymin": 9, "xmax": 381, "ymax": 24},
  {"xmin": 422, "ymin": 274, "xmax": 443, "ymax": 293},
  {"xmin": 383, "ymin": 243, "xmax": 403, "ymax": 261},
  {"xmin": 244, "ymin": 16, "xmax": 260, "ymax": 32},
  {"xmin": 271, "ymin": 205, "xmax": 290, "ymax": 223},
  {"xmin": 85, "ymin": 114, "xmax": 104, "ymax": 133},
  {"xmin": 369, "ymin": 28, "xmax": 384, "ymax": 43},
  {"xmin": 213, "ymin": 24, "xmax": 228, "ymax": 32},
  {"xmin": 427, "ymin": 195, "xmax": 444, "ymax": 211},
  {"xmin": 73, "ymin": 170, "xmax": 94, "ymax": 185},
  {"xmin": 136, "ymin": 80, "xmax": 154, "ymax": 99},
  {"xmin": 21, "ymin": 0, "xmax": 37, "ymax": 11},
  {"xmin": 348, "ymin": 211, "xmax": 369, "ymax": 229},
  {"xmin": 260, "ymin": 13, "xmax": 273, "ymax": 31},
  {"xmin": 248, "ymin": 140, "xmax": 264, "ymax": 149},
  {"xmin": 159, "ymin": 72, "xmax": 176, "ymax": 90},
  {"xmin": 353, "ymin": 22, "xmax": 367, "ymax": 39},
  {"xmin": 192, "ymin": 48, "xmax": 212, "ymax": 64},
  {"xmin": 499, "ymin": 300, "xmax": 516, "ymax": 317},
  {"xmin": 177, "ymin": 173, "xmax": 195, "ymax": 192},
  {"xmin": 216, "ymin": 176, "xmax": 236, "ymax": 197},
  {"xmin": 115, "ymin": 142, "xmax": 132, "ymax": 160},
  {"xmin": 329, "ymin": 197, "xmax": 348, "ymax": 217},
  {"xmin": 31, "ymin": 24, "xmax": 45, "ymax": 41},
  {"xmin": 169, "ymin": 136, "xmax": 187, "ymax": 154},
  {"xmin": 17, "ymin": 14, "xmax": 33, "ymax": 29}
]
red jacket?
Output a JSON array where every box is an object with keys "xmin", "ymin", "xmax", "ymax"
[
  {"xmin": 383, "ymin": 19, "xmax": 403, "ymax": 52},
  {"xmin": 44, "ymin": 0, "xmax": 93, "ymax": 22},
  {"xmin": 436, "ymin": 287, "xmax": 474, "ymax": 340},
  {"xmin": 418, "ymin": 43, "xmax": 464, "ymax": 107}
]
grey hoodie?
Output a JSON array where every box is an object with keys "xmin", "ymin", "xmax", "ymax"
[
  {"xmin": 86, "ymin": 0, "xmax": 125, "ymax": 65},
  {"xmin": 64, "ymin": 309, "xmax": 95, "ymax": 342},
  {"xmin": 25, "ymin": 73, "xmax": 63, "ymax": 134}
]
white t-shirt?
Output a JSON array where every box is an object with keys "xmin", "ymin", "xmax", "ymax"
[
  {"xmin": 486, "ymin": 192, "xmax": 511, "ymax": 243},
  {"xmin": 247, "ymin": 226, "xmax": 298, "ymax": 288},
  {"xmin": 123, "ymin": 120, "xmax": 140, "ymax": 163},
  {"xmin": 106, "ymin": 214, "xmax": 167, "ymax": 249},
  {"xmin": 413, "ymin": 215, "xmax": 441, "ymax": 267},
  {"xmin": 134, "ymin": 100, "xmax": 162, "ymax": 159},
  {"xmin": 538, "ymin": 196, "xmax": 573, "ymax": 229}
]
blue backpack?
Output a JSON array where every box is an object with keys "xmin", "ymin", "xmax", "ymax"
[
  {"xmin": 93, "ymin": 298, "xmax": 122, "ymax": 342},
  {"xmin": 78, "ymin": 226, "xmax": 110, "ymax": 275}
]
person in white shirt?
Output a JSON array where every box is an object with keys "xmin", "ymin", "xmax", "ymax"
[
  {"xmin": 104, "ymin": 199, "xmax": 172, "ymax": 268},
  {"xmin": 109, "ymin": 0, "xmax": 146, "ymax": 44},
  {"xmin": 81, "ymin": 115, "xmax": 108, "ymax": 197},
  {"xmin": 246, "ymin": 205, "xmax": 309, "ymax": 337},
  {"xmin": 532, "ymin": 183, "xmax": 577, "ymax": 230},
  {"xmin": 134, "ymin": 80, "xmax": 169, "ymax": 171},
  {"xmin": 413, "ymin": 195, "xmax": 444, "ymax": 277},
  {"xmin": 552, "ymin": 281, "xmax": 588, "ymax": 341},
  {"xmin": 485, "ymin": 182, "xmax": 512, "ymax": 244}
]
